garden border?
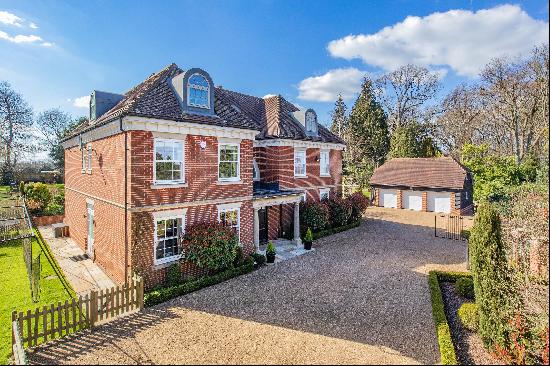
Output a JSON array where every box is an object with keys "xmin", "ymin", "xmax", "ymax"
[
  {"xmin": 144, "ymin": 257, "xmax": 255, "ymax": 306},
  {"xmin": 311, "ymin": 219, "xmax": 361, "ymax": 240},
  {"xmin": 428, "ymin": 270, "xmax": 472, "ymax": 365}
]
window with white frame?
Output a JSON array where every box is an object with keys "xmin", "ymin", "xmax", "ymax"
[
  {"xmin": 218, "ymin": 143, "xmax": 240, "ymax": 181},
  {"xmin": 252, "ymin": 159, "xmax": 260, "ymax": 181},
  {"xmin": 319, "ymin": 188, "xmax": 330, "ymax": 201},
  {"xmin": 320, "ymin": 150, "xmax": 330, "ymax": 176},
  {"xmin": 86, "ymin": 143, "xmax": 93, "ymax": 173},
  {"xmin": 154, "ymin": 215, "xmax": 184, "ymax": 265},
  {"xmin": 218, "ymin": 206, "xmax": 241, "ymax": 244},
  {"xmin": 81, "ymin": 147, "xmax": 86, "ymax": 173},
  {"xmin": 187, "ymin": 73, "xmax": 210, "ymax": 109},
  {"xmin": 154, "ymin": 139, "xmax": 184, "ymax": 184},
  {"xmin": 294, "ymin": 149, "xmax": 306, "ymax": 177},
  {"xmin": 305, "ymin": 110, "xmax": 318, "ymax": 135}
]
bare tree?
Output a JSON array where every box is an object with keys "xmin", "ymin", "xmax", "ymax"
[
  {"xmin": 479, "ymin": 45, "xmax": 549, "ymax": 162},
  {"xmin": 375, "ymin": 64, "xmax": 441, "ymax": 129},
  {"xmin": 35, "ymin": 109, "xmax": 72, "ymax": 148},
  {"xmin": 435, "ymin": 83, "xmax": 484, "ymax": 156},
  {"xmin": 0, "ymin": 81, "xmax": 33, "ymax": 183}
]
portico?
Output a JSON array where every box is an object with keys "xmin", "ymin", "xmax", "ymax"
[{"xmin": 252, "ymin": 183, "xmax": 303, "ymax": 252}]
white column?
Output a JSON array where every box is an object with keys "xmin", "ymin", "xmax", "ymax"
[
  {"xmin": 253, "ymin": 207, "xmax": 260, "ymax": 252},
  {"xmin": 293, "ymin": 202, "xmax": 302, "ymax": 246}
]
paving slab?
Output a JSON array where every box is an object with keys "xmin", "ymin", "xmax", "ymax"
[{"xmin": 37, "ymin": 225, "xmax": 115, "ymax": 296}]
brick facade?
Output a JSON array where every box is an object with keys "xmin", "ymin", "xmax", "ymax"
[{"xmin": 64, "ymin": 128, "xmax": 342, "ymax": 289}]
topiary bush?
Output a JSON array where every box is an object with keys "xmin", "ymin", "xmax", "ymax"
[
  {"xmin": 346, "ymin": 191, "xmax": 370, "ymax": 222},
  {"xmin": 326, "ymin": 197, "xmax": 352, "ymax": 228},
  {"xmin": 181, "ymin": 222, "xmax": 239, "ymax": 273},
  {"xmin": 250, "ymin": 252, "xmax": 266, "ymax": 266},
  {"xmin": 300, "ymin": 201, "xmax": 330, "ymax": 232},
  {"xmin": 458, "ymin": 302, "xmax": 479, "ymax": 332},
  {"xmin": 455, "ymin": 277, "xmax": 475, "ymax": 300},
  {"xmin": 469, "ymin": 202, "xmax": 521, "ymax": 349},
  {"xmin": 165, "ymin": 263, "xmax": 182, "ymax": 287}
]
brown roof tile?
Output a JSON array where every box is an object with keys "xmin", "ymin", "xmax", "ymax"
[{"xmin": 370, "ymin": 157, "xmax": 469, "ymax": 190}]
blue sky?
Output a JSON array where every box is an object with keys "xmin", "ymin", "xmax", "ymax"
[{"xmin": 1, "ymin": 0, "xmax": 548, "ymax": 130}]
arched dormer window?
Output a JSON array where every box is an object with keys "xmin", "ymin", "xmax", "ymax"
[
  {"xmin": 305, "ymin": 109, "xmax": 318, "ymax": 136},
  {"xmin": 187, "ymin": 73, "xmax": 210, "ymax": 109}
]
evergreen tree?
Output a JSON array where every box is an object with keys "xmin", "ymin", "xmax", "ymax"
[
  {"xmin": 345, "ymin": 78, "xmax": 390, "ymax": 187},
  {"xmin": 330, "ymin": 94, "xmax": 347, "ymax": 138}
]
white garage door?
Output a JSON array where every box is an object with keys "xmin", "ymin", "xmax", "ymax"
[
  {"xmin": 427, "ymin": 192, "xmax": 451, "ymax": 213},
  {"xmin": 403, "ymin": 191, "xmax": 423, "ymax": 211},
  {"xmin": 379, "ymin": 189, "xmax": 397, "ymax": 208}
]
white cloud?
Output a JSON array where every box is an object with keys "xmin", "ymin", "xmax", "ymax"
[
  {"xmin": 0, "ymin": 10, "xmax": 23, "ymax": 26},
  {"xmin": 41, "ymin": 42, "xmax": 54, "ymax": 47},
  {"xmin": 0, "ymin": 30, "xmax": 42, "ymax": 43},
  {"xmin": 297, "ymin": 68, "xmax": 368, "ymax": 102},
  {"xmin": 29, "ymin": 22, "xmax": 38, "ymax": 29},
  {"xmin": 73, "ymin": 96, "xmax": 90, "ymax": 108},
  {"xmin": 327, "ymin": 5, "xmax": 549, "ymax": 76}
]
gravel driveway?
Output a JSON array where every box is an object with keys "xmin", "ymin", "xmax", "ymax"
[{"xmin": 29, "ymin": 208, "xmax": 468, "ymax": 365}]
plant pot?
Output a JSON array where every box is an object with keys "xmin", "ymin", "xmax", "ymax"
[
  {"xmin": 304, "ymin": 240, "xmax": 313, "ymax": 250},
  {"xmin": 266, "ymin": 252, "xmax": 276, "ymax": 263}
]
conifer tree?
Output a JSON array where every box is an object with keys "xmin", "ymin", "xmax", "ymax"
[{"xmin": 330, "ymin": 94, "xmax": 347, "ymax": 138}]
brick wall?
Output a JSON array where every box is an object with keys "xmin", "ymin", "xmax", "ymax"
[
  {"xmin": 131, "ymin": 200, "xmax": 254, "ymax": 289},
  {"xmin": 64, "ymin": 133, "xmax": 128, "ymax": 284},
  {"xmin": 130, "ymin": 132, "xmax": 253, "ymax": 207},
  {"xmin": 396, "ymin": 190, "xmax": 403, "ymax": 209},
  {"xmin": 254, "ymin": 146, "xmax": 343, "ymax": 197}
]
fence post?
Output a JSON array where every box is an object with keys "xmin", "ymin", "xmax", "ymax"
[
  {"xmin": 90, "ymin": 290, "xmax": 97, "ymax": 329},
  {"xmin": 138, "ymin": 277, "xmax": 144, "ymax": 311},
  {"xmin": 434, "ymin": 215, "xmax": 437, "ymax": 237},
  {"xmin": 11, "ymin": 311, "xmax": 16, "ymax": 348}
]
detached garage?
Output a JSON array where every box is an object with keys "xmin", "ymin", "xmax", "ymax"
[{"xmin": 369, "ymin": 157, "xmax": 474, "ymax": 215}]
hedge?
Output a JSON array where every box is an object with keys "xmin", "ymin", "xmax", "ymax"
[
  {"xmin": 144, "ymin": 257, "xmax": 254, "ymax": 307},
  {"xmin": 311, "ymin": 219, "xmax": 361, "ymax": 240},
  {"xmin": 428, "ymin": 271, "xmax": 458, "ymax": 365}
]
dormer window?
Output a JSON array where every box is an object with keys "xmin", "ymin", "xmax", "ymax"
[
  {"xmin": 187, "ymin": 73, "xmax": 210, "ymax": 109},
  {"xmin": 305, "ymin": 110, "xmax": 318, "ymax": 136}
]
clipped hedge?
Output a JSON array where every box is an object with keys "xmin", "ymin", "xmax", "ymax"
[
  {"xmin": 455, "ymin": 277, "xmax": 475, "ymax": 300},
  {"xmin": 144, "ymin": 257, "xmax": 254, "ymax": 307},
  {"xmin": 458, "ymin": 302, "xmax": 479, "ymax": 332},
  {"xmin": 428, "ymin": 271, "xmax": 458, "ymax": 365},
  {"xmin": 311, "ymin": 219, "xmax": 361, "ymax": 240}
]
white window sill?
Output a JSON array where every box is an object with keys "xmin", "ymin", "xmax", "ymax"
[
  {"xmin": 320, "ymin": 174, "xmax": 331, "ymax": 177},
  {"xmin": 151, "ymin": 182, "xmax": 188, "ymax": 189},
  {"xmin": 217, "ymin": 180, "xmax": 243, "ymax": 185},
  {"xmin": 294, "ymin": 175, "xmax": 308, "ymax": 179},
  {"xmin": 153, "ymin": 255, "xmax": 182, "ymax": 268},
  {"xmin": 86, "ymin": 170, "xmax": 92, "ymax": 175}
]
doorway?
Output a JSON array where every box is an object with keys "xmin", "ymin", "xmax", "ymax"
[{"xmin": 258, "ymin": 207, "xmax": 268, "ymax": 244}]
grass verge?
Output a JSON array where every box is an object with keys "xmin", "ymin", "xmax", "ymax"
[{"xmin": 0, "ymin": 235, "xmax": 74, "ymax": 364}]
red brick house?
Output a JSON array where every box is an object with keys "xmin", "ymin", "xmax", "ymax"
[
  {"xmin": 61, "ymin": 64, "xmax": 345, "ymax": 288},
  {"xmin": 370, "ymin": 157, "xmax": 474, "ymax": 215}
]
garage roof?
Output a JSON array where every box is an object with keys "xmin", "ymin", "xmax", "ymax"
[{"xmin": 370, "ymin": 157, "xmax": 470, "ymax": 190}]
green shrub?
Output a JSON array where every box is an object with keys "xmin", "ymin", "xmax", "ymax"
[
  {"xmin": 428, "ymin": 271, "xmax": 458, "ymax": 365},
  {"xmin": 469, "ymin": 202, "xmax": 520, "ymax": 348},
  {"xmin": 311, "ymin": 219, "xmax": 361, "ymax": 240},
  {"xmin": 326, "ymin": 197, "xmax": 352, "ymax": 227},
  {"xmin": 24, "ymin": 182, "xmax": 52, "ymax": 213},
  {"xmin": 458, "ymin": 302, "xmax": 479, "ymax": 332},
  {"xmin": 19, "ymin": 181, "xmax": 25, "ymax": 194},
  {"xmin": 346, "ymin": 191, "xmax": 370, "ymax": 222},
  {"xmin": 182, "ymin": 222, "xmax": 239, "ymax": 272},
  {"xmin": 304, "ymin": 227, "xmax": 314, "ymax": 242},
  {"xmin": 52, "ymin": 190, "xmax": 65, "ymax": 206},
  {"xmin": 43, "ymin": 203, "xmax": 64, "ymax": 216},
  {"xmin": 300, "ymin": 201, "xmax": 330, "ymax": 232},
  {"xmin": 455, "ymin": 277, "xmax": 475, "ymax": 300},
  {"xmin": 144, "ymin": 257, "xmax": 254, "ymax": 306},
  {"xmin": 165, "ymin": 263, "xmax": 182, "ymax": 287},
  {"xmin": 250, "ymin": 252, "xmax": 266, "ymax": 266},
  {"xmin": 266, "ymin": 241, "xmax": 276, "ymax": 255}
]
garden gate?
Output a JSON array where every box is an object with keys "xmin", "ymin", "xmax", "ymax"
[{"xmin": 434, "ymin": 214, "xmax": 465, "ymax": 241}]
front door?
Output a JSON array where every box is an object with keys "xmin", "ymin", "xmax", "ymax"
[
  {"xmin": 86, "ymin": 201, "xmax": 94, "ymax": 258},
  {"xmin": 258, "ymin": 207, "xmax": 268, "ymax": 244}
]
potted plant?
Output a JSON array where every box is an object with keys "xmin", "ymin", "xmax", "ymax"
[
  {"xmin": 265, "ymin": 241, "xmax": 276, "ymax": 263},
  {"xmin": 303, "ymin": 227, "xmax": 314, "ymax": 250}
]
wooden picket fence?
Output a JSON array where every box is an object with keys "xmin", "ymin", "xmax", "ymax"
[{"xmin": 11, "ymin": 277, "xmax": 143, "ymax": 364}]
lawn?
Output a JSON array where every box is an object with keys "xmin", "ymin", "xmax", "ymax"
[{"xmin": 0, "ymin": 235, "xmax": 74, "ymax": 364}]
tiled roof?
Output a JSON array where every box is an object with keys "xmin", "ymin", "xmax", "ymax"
[
  {"xmin": 64, "ymin": 63, "xmax": 344, "ymax": 145},
  {"xmin": 370, "ymin": 157, "xmax": 469, "ymax": 190}
]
